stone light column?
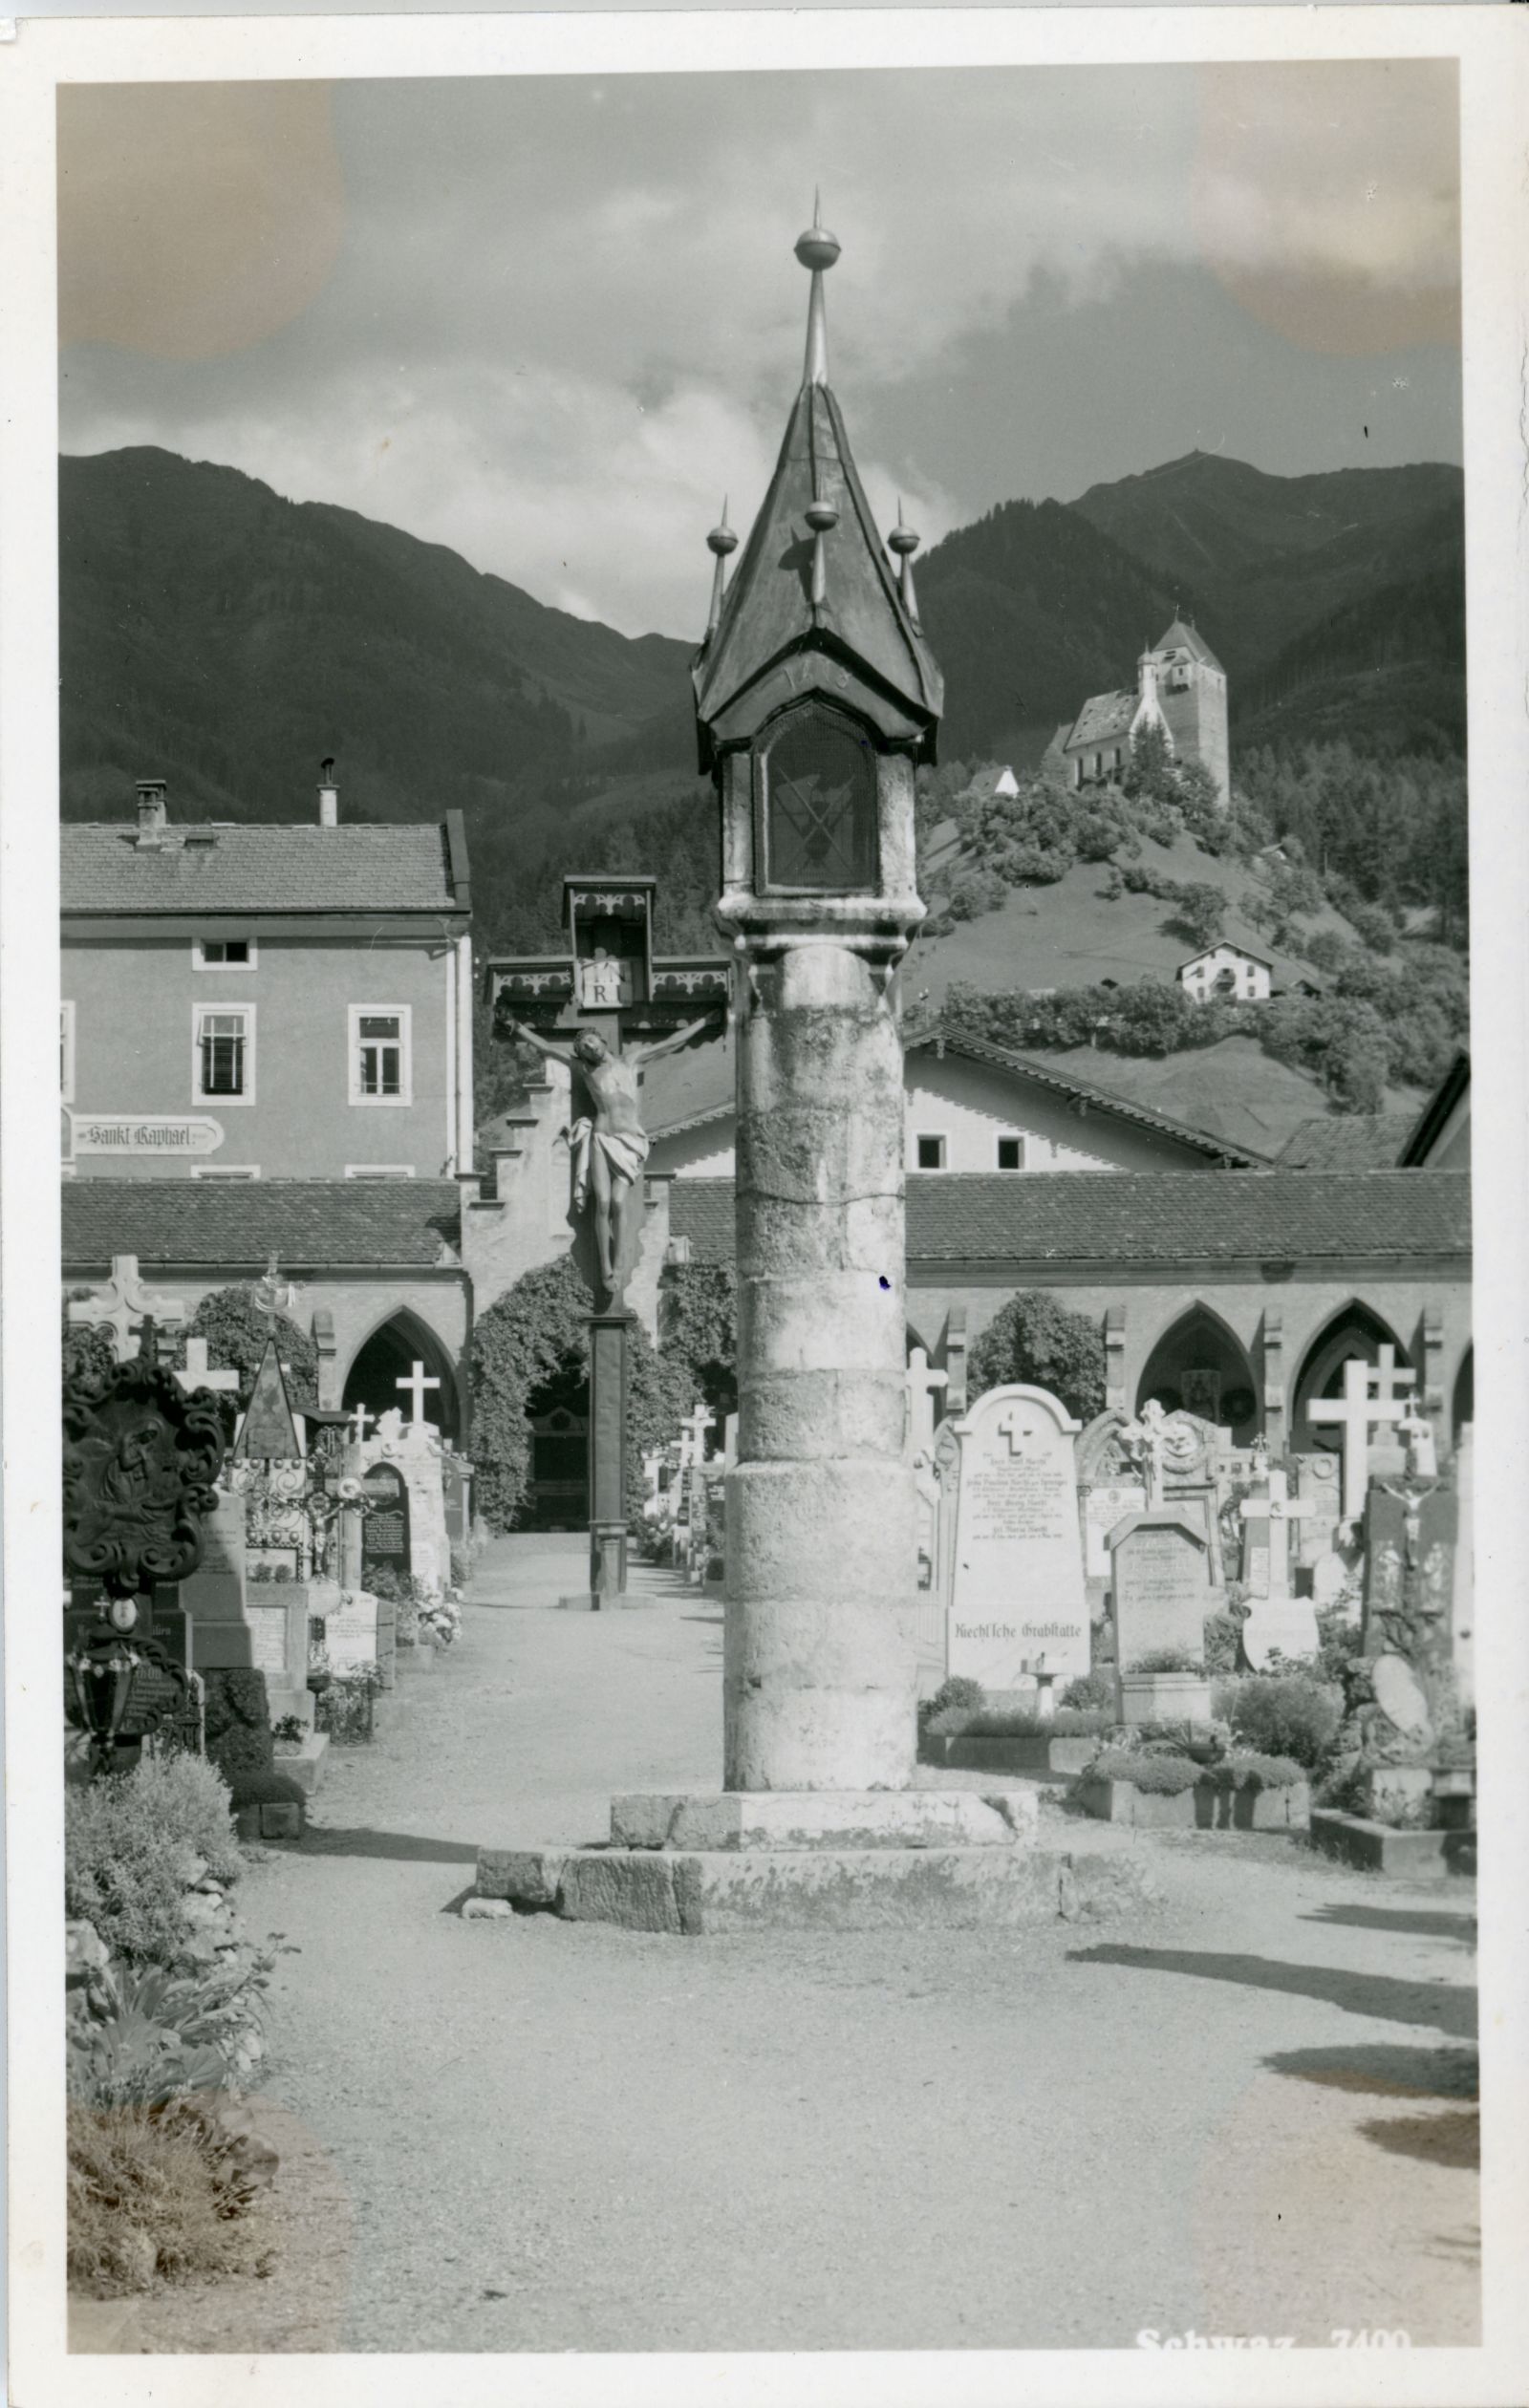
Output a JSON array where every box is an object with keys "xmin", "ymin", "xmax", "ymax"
[{"xmin": 692, "ymin": 208, "xmax": 945, "ymax": 1791}]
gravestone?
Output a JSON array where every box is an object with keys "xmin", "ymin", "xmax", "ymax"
[
  {"xmin": 945, "ymin": 1386, "xmax": 1089, "ymax": 1687},
  {"xmin": 1157, "ymin": 1410, "xmax": 1228, "ymax": 1586},
  {"xmin": 1109, "ymin": 1511, "xmax": 1211, "ymax": 1674},
  {"xmin": 1238, "ymin": 1461, "xmax": 1321, "ymax": 1669},
  {"xmin": 1292, "ymin": 1451, "xmax": 1342, "ymax": 1567},
  {"xmin": 1362, "ymin": 1475, "xmax": 1457, "ymax": 1670},
  {"xmin": 1074, "ymin": 1408, "xmax": 1147, "ymax": 1623},
  {"xmin": 312, "ymin": 1580, "xmax": 381, "ymax": 1677},
  {"xmin": 360, "ymin": 1461, "xmax": 410, "ymax": 1591}
]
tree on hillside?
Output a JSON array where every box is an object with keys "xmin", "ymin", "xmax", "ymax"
[{"xmin": 968, "ymin": 1293, "xmax": 1106, "ymax": 1424}]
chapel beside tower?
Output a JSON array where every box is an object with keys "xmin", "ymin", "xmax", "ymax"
[{"xmin": 1059, "ymin": 616, "xmax": 1230, "ymax": 807}]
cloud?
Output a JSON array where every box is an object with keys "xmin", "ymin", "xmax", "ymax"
[{"xmin": 56, "ymin": 62, "xmax": 1461, "ymax": 632}]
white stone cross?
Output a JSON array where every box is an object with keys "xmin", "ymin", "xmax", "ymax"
[
  {"xmin": 1396, "ymin": 1394, "xmax": 1438, "ymax": 1478},
  {"xmin": 396, "ymin": 1360, "xmax": 441, "ymax": 1426},
  {"xmin": 1238, "ymin": 1464, "xmax": 1319, "ymax": 1600},
  {"xmin": 905, "ymin": 1347, "xmax": 948, "ymax": 1461},
  {"xmin": 68, "ymin": 1255, "xmax": 186, "ymax": 1362},
  {"xmin": 678, "ymin": 1404, "xmax": 716, "ymax": 1469},
  {"xmin": 173, "ymin": 1337, "xmax": 241, "ymax": 1398},
  {"xmin": 347, "ymin": 1401, "xmax": 377, "ymax": 1446},
  {"xmin": 1308, "ymin": 1357, "xmax": 1407, "ymax": 1524},
  {"xmin": 1368, "ymin": 1344, "xmax": 1415, "ymax": 1411}
]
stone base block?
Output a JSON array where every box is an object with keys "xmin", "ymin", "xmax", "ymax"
[
  {"xmin": 609, "ymin": 1788, "xmax": 1034, "ymax": 1851},
  {"xmin": 272, "ymin": 1731, "xmax": 329, "ymax": 1795},
  {"xmin": 1309, "ymin": 1809, "xmax": 1475, "ymax": 1879},
  {"xmin": 475, "ymin": 1840, "xmax": 1152, "ymax": 1932}
]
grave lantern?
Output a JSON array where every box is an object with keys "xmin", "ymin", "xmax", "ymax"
[{"xmin": 691, "ymin": 207, "xmax": 944, "ymax": 1792}]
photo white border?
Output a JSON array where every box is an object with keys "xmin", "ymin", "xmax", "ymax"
[{"xmin": 4, "ymin": 11, "xmax": 1526, "ymax": 2407}]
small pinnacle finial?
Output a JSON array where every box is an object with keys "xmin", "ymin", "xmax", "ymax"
[
  {"xmin": 703, "ymin": 498, "xmax": 738, "ymax": 640},
  {"xmin": 888, "ymin": 501, "xmax": 921, "ymax": 623},
  {"xmin": 795, "ymin": 201, "xmax": 840, "ymax": 386}
]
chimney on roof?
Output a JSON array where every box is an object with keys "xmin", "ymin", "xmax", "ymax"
[
  {"xmin": 135, "ymin": 779, "xmax": 168, "ymax": 846},
  {"xmin": 317, "ymin": 757, "xmax": 338, "ymax": 828}
]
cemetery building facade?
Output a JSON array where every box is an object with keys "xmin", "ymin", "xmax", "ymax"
[{"xmin": 61, "ymin": 772, "xmax": 474, "ymax": 1182}]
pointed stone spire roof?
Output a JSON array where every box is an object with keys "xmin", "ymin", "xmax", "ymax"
[
  {"xmin": 233, "ymin": 1334, "xmax": 303, "ymax": 1461},
  {"xmin": 1153, "ymin": 616, "xmax": 1223, "ymax": 673},
  {"xmin": 693, "ymin": 208, "xmax": 943, "ymax": 766}
]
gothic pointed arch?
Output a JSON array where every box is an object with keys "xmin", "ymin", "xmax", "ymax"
[
  {"xmin": 1289, "ymin": 1300, "xmax": 1411, "ymax": 1456},
  {"xmin": 1134, "ymin": 1302, "xmax": 1258, "ymax": 1441},
  {"xmin": 341, "ymin": 1306, "xmax": 462, "ymax": 1444}
]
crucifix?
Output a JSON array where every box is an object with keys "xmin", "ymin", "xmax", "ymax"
[
  {"xmin": 1119, "ymin": 1398, "xmax": 1170, "ymax": 1509},
  {"xmin": 485, "ymin": 875, "xmax": 731, "ymax": 1608},
  {"xmin": 396, "ymin": 1360, "xmax": 441, "ymax": 1428},
  {"xmin": 1308, "ymin": 1357, "xmax": 1406, "ymax": 1525},
  {"xmin": 1238, "ymin": 1461, "xmax": 1319, "ymax": 1600},
  {"xmin": 904, "ymin": 1347, "xmax": 948, "ymax": 1463},
  {"xmin": 68, "ymin": 1255, "xmax": 186, "ymax": 1363}
]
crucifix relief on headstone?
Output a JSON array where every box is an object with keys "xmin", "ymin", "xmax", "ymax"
[{"xmin": 68, "ymin": 1256, "xmax": 186, "ymax": 1363}]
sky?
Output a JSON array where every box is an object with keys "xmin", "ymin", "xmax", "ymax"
[{"xmin": 57, "ymin": 61, "xmax": 1462, "ymax": 641}]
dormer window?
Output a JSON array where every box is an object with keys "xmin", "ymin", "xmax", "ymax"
[{"xmin": 756, "ymin": 703, "xmax": 878, "ymax": 894}]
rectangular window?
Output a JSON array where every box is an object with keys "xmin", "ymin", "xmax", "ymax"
[
  {"xmin": 915, "ymin": 1134, "xmax": 946, "ymax": 1171},
  {"xmin": 351, "ymin": 1005, "xmax": 412, "ymax": 1106},
  {"xmin": 344, "ymin": 1165, "xmax": 416, "ymax": 1179},
  {"xmin": 996, "ymin": 1135, "xmax": 1025, "ymax": 1172},
  {"xmin": 191, "ymin": 1164, "xmax": 260, "ymax": 1179},
  {"xmin": 60, "ymin": 1000, "xmax": 75, "ymax": 1102},
  {"xmin": 195, "ymin": 936, "xmax": 255, "ymax": 970},
  {"xmin": 193, "ymin": 1004, "xmax": 253, "ymax": 1102}
]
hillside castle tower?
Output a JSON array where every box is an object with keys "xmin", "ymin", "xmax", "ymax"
[{"xmin": 1058, "ymin": 618, "xmax": 1230, "ymax": 808}]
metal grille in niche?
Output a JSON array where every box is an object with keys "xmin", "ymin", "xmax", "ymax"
[{"xmin": 760, "ymin": 707, "xmax": 877, "ymax": 892}]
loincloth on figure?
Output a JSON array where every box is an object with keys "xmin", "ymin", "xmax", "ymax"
[{"xmin": 570, "ymin": 1118, "xmax": 650, "ymax": 1213}]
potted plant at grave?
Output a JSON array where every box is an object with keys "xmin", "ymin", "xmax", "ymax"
[
  {"xmin": 306, "ymin": 1641, "xmax": 333, "ymax": 1698},
  {"xmin": 1117, "ymin": 1646, "xmax": 1214, "ymax": 1727},
  {"xmin": 271, "ymin": 1712, "xmax": 307, "ymax": 1756}
]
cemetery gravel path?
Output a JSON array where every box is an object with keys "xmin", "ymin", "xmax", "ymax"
[{"xmin": 230, "ymin": 1536, "xmax": 1480, "ymax": 2357}]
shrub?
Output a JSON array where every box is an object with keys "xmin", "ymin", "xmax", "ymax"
[
  {"xmin": 165, "ymin": 1285, "xmax": 317, "ymax": 1414},
  {"xmin": 920, "ymin": 1675, "xmax": 984, "ymax": 1724},
  {"xmin": 1312, "ymin": 1600, "xmax": 1364, "ymax": 1687},
  {"xmin": 967, "ymin": 1292, "xmax": 1106, "ymax": 1422},
  {"xmin": 1127, "ymin": 1647, "xmax": 1203, "ymax": 1675},
  {"xmin": 1060, "ymin": 1670, "xmax": 1115, "ymax": 1711},
  {"xmin": 1202, "ymin": 1611, "xmax": 1242, "ymax": 1675},
  {"xmin": 958, "ymin": 1707, "xmax": 1115, "ymax": 1739},
  {"xmin": 1202, "ymin": 1752, "xmax": 1305, "ymax": 1793},
  {"xmin": 68, "ymin": 2099, "xmax": 275, "ymax": 2296},
  {"xmin": 1083, "ymin": 1749, "xmax": 1201, "ymax": 1795},
  {"xmin": 270, "ymin": 1715, "xmax": 306, "ymax": 1748},
  {"xmin": 315, "ymin": 1670, "xmax": 380, "ymax": 1745},
  {"xmin": 203, "ymin": 1668, "xmax": 275, "ymax": 1787},
  {"xmin": 1229, "ymin": 1673, "xmax": 1343, "ymax": 1772},
  {"xmin": 65, "ymin": 1758, "xmax": 239, "ymax": 1966},
  {"xmin": 226, "ymin": 1771, "xmax": 306, "ymax": 1811}
]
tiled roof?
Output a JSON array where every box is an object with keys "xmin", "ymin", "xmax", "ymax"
[
  {"xmin": 1153, "ymin": 617, "xmax": 1223, "ymax": 672},
  {"xmin": 62, "ymin": 1179, "xmax": 463, "ymax": 1270},
  {"xmin": 1066, "ymin": 690, "xmax": 1136, "ymax": 749},
  {"xmin": 62, "ymin": 821, "xmax": 468, "ymax": 916},
  {"xmin": 669, "ymin": 1171, "xmax": 1470, "ymax": 1268},
  {"xmin": 1276, "ymin": 1114, "xmax": 1417, "ymax": 1171},
  {"xmin": 904, "ymin": 1028, "xmax": 1264, "ymax": 1163}
]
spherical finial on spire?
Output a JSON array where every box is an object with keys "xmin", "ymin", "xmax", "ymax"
[
  {"xmin": 707, "ymin": 499, "xmax": 738, "ymax": 560},
  {"xmin": 888, "ymin": 500, "xmax": 919, "ymax": 560},
  {"xmin": 805, "ymin": 496, "xmax": 839, "ymax": 534},
  {"xmin": 795, "ymin": 190, "xmax": 841, "ymax": 276}
]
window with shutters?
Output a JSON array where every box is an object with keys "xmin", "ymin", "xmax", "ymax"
[{"xmin": 193, "ymin": 1004, "xmax": 253, "ymax": 1102}]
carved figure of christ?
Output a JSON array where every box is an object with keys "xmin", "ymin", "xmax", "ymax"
[{"xmin": 504, "ymin": 1015, "xmax": 713, "ymax": 1303}]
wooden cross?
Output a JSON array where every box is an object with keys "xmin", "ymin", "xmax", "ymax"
[
  {"xmin": 396, "ymin": 1360, "xmax": 441, "ymax": 1426},
  {"xmin": 68, "ymin": 1255, "xmax": 186, "ymax": 1362},
  {"xmin": 1308, "ymin": 1358, "xmax": 1406, "ymax": 1524},
  {"xmin": 1238, "ymin": 1464, "xmax": 1319, "ymax": 1600},
  {"xmin": 173, "ymin": 1337, "xmax": 241, "ymax": 1399},
  {"xmin": 347, "ymin": 1402, "xmax": 377, "ymax": 1446},
  {"xmin": 905, "ymin": 1347, "xmax": 949, "ymax": 1461}
]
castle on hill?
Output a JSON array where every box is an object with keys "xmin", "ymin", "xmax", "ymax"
[{"xmin": 1045, "ymin": 617, "xmax": 1230, "ymax": 808}]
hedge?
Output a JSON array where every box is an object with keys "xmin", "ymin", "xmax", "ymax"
[{"xmin": 1082, "ymin": 1750, "xmax": 1202, "ymax": 1795}]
